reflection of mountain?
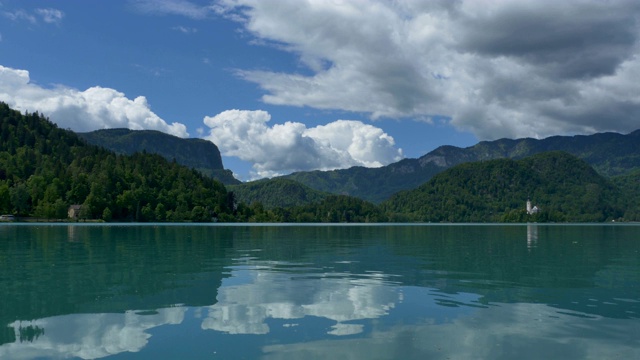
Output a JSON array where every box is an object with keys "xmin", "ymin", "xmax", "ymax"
[
  {"xmin": 0, "ymin": 225, "xmax": 234, "ymax": 346},
  {"xmin": 222, "ymin": 225, "xmax": 640, "ymax": 320},
  {"xmin": 378, "ymin": 225, "xmax": 640, "ymax": 319},
  {"xmin": 1, "ymin": 224, "xmax": 638, "ymax": 358}
]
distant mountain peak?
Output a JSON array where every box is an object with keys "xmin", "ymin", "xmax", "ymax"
[
  {"xmin": 78, "ymin": 128, "xmax": 240, "ymax": 185},
  {"xmin": 285, "ymin": 129, "xmax": 640, "ymax": 203}
]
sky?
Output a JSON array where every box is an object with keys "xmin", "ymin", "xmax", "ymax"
[{"xmin": 1, "ymin": 0, "xmax": 640, "ymax": 181}]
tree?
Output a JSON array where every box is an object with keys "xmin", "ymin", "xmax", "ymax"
[
  {"xmin": 27, "ymin": 175, "xmax": 46, "ymax": 208},
  {"xmin": 9, "ymin": 183, "xmax": 29, "ymax": 215},
  {"xmin": 52, "ymin": 199, "xmax": 68, "ymax": 220},
  {"xmin": 102, "ymin": 207, "xmax": 113, "ymax": 222},
  {"xmin": 154, "ymin": 203, "xmax": 166, "ymax": 222},
  {"xmin": 79, "ymin": 203, "xmax": 93, "ymax": 221},
  {"xmin": 141, "ymin": 203, "xmax": 154, "ymax": 222},
  {"xmin": 191, "ymin": 206, "xmax": 209, "ymax": 222},
  {"xmin": 0, "ymin": 182, "xmax": 11, "ymax": 213}
]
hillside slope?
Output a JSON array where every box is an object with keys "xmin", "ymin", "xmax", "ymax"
[
  {"xmin": 79, "ymin": 128, "xmax": 240, "ymax": 185},
  {"xmin": 229, "ymin": 178, "xmax": 329, "ymax": 209},
  {"xmin": 0, "ymin": 103, "xmax": 234, "ymax": 221},
  {"xmin": 381, "ymin": 152, "xmax": 623, "ymax": 222},
  {"xmin": 284, "ymin": 130, "xmax": 640, "ymax": 203}
]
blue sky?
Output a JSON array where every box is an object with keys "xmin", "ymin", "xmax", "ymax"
[{"xmin": 2, "ymin": 1, "xmax": 640, "ymax": 180}]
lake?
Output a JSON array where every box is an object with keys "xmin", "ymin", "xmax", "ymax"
[{"xmin": 0, "ymin": 224, "xmax": 638, "ymax": 359}]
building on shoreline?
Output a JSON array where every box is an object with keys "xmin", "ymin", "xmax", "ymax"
[
  {"xmin": 68, "ymin": 205, "xmax": 82, "ymax": 220},
  {"xmin": 526, "ymin": 199, "xmax": 540, "ymax": 215}
]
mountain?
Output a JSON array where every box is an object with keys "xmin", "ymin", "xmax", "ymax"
[
  {"xmin": 283, "ymin": 130, "xmax": 640, "ymax": 203},
  {"xmin": 0, "ymin": 102, "xmax": 235, "ymax": 221},
  {"xmin": 229, "ymin": 178, "xmax": 329, "ymax": 209},
  {"xmin": 381, "ymin": 152, "xmax": 624, "ymax": 222},
  {"xmin": 283, "ymin": 160, "xmax": 446, "ymax": 204},
  {"xmin": 78, "ymin": 128, "xmax": 240, "ymax": 185}
]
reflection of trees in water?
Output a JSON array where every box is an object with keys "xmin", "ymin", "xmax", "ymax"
[
  {"xmin": 0, "ymin": 225, "xmax": 235, "ymax": 339},
  {"xmin": 1, "ymin": 307, "xmax": 187, "ymax": 359},
  {"xmin": 17, "ymin": 324, "xmax": 45, "ymax": 343}
]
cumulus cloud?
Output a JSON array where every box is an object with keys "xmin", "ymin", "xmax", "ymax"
[
  {"xmin": 216, "ymin": 0, "xmax": 640, "ymax": 140},
  {"xmin": 203, "ymin": 109, "xmax": 403, "ymax": 178},
  {"xmin": 0, "ymin": 65, "xmax": 189, "ymax": 137}
]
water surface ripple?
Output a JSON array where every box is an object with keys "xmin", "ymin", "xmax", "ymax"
[{"xmin": 0, "ymin": 224, "xmax": 638, "ymax": 359}]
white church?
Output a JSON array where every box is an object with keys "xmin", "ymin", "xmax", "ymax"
[{"xmin": 526, "ymin": 199, "xmax": 540, "ymax": 215}]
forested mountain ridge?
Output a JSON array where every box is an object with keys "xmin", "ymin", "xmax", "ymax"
[
  {"xmin": 2, "ymin": 102, "xmax": 638, "ymax": 223},
  {"xmin": 79, "ymin": 128, "xmax": 240, "ymax": 185},
  {"xmin": 284, "ymin": 130, "xmax": 640, "ymax": 203},
  {"xmin": 381, "ymin": 152, "xmax": 625, "ymax": 222},
  {"xmin": 0, "ymin": 102, "xmax": 235, "ymax": 221},
  {"xmin": 229, "ymin": 178, "xmax": 329, "ymax": 209}
]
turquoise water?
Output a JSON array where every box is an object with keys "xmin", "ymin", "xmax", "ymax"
[{"xmin": 0, "ymin": 224, "xmax": 638, "ymax": 359}]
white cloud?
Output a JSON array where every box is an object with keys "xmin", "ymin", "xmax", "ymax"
[
  {"xmin": 0, "ymin": 65, "xmax": 189, "ymax": 137},
  {"xmin": 216, "ymin": 0, "xmax": 640, "ymax": 140},
  {"xmin": 172, "ymin": 25, "xmax": 197, "ymax": 34},
  {"xmin": 132, "ymin": 0, "xmax": 214, "ymax": 19},
  {"xmin": 3, "ymin": 9, "xmax": 36, "ymax": 23},
  {"xmin": 203, "ymin": 109, "xmax": 403, "ymax": 178},
  {"xmin": 3, "ymin": 7, "xmax": 64, "ymax": 24},
  {"xmin": 35, "ymin": 8, "xmax": 64, "ymax": 24}
]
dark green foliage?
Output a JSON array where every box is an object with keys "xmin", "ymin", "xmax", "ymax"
[
  {"xmin": 381, "ymin": 152, "xmax": 625, "ymax": 222},
  {"xmin": 231, "ymin": 194, "xmax": 385, "ymax": 223},
  {"xmin": 0, "ymin": 102, "xmax": 233, "ymax": 221},
  {"xmin": 198, "ymin": 168, "xmax": 242, "ymax": 185},
  {"xmin": 229, "ymin": 178, "xmax": 329, "ymax": 209},
  {"xmin": 284, "ymin": 130, "xmax": 640, "ymax": 203},
  {"xmin": 281, "ymin": 195, "xmax": 386, "ymax": 223},
  {"xmin": 611, "ymin": 169, "xmax": 640, "ymax": 221},
  {"xmin": 284, "ymin": 161, "xmax": 445, "ymax": 204},
  {"xmin": 3, "ymin": 102, "xmax": 639, "ymax": 223},
  {"xmin": 78, "ymin": 128, "xmax": 241, "ymax": 185}
]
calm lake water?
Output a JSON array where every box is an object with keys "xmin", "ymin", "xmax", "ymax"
[{"xmin": 0, "ymin": 224, "xmax": 638, "ymax": 359}]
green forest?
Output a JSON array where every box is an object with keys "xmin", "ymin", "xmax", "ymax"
[
  {"xmin": 381, "ymin": 152, "xmax": 629, "ymax": 222},
  {"xmin": 0, "ymin": 103, "xmax": 234, "ymax": 222},
  {"xmin": 2, "ymin": 102, "xmax": 640, "ymax": 223}
]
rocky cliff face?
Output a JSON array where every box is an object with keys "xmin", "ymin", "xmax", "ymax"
[{"xmin": 78, "ymin": 128, "xmax": 240, "ymax": 185}]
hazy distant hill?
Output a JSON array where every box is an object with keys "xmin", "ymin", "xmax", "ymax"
[
  {"xmin": 78, "ymin": 128, "xmax": 240, "ymax": 185},
  {"xmin": 381, "ymin": 152, "xmax": 624, "ymax": 222},
  {"xmin": 284, "ymin": 130, "xmax": 640, "ymax": 203}
]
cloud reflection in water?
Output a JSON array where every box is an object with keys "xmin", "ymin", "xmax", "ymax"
[
  {"xmin": 0, "ymin": 307, "xmax": 186, "ymax": 359},
  {"xmin": 202, "ymin": 265, "xmax": 399, "ymax": 336}
]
